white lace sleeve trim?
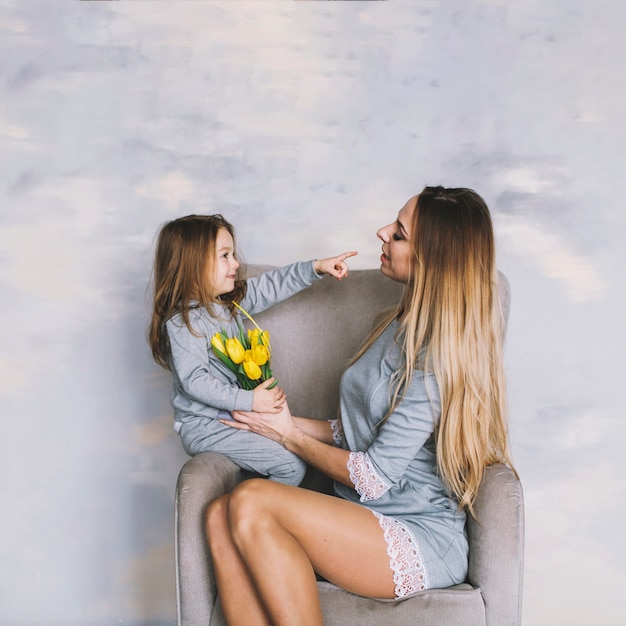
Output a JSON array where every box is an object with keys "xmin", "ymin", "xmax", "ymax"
[
  {"xmin": 371, "ymin": 511, "xmax": 430, "ymax": 597},
  {"xmin": 328, "ymin": 419, "xmax": 343, "ymax": 447},
  {"xmin": 347, "ymin": 451, "xmax": 391, "ymax": 502}
]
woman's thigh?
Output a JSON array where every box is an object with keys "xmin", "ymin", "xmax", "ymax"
[{"xmin": 228, "ymin": 479, "xmax": 396, "ymax": 599}]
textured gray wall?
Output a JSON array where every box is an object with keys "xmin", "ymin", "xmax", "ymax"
[{"xmin": 1, "ymin": 1, "xmax": 625, "ymax": 624}]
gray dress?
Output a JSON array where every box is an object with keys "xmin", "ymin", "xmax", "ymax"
[{"xmin": 334, "ymin": 319, "xmax": 468, "ymax": 595}]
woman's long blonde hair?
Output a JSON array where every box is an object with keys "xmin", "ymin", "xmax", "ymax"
[
  {"xmin": 148, "ymin": 214, "xmax": 247, "ymax": 370},
  {"xmin": 352, "ymin": 186, "xmax": 515, "ymax": 513}
]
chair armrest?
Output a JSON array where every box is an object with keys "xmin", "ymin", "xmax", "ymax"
[
  {"xmin": 175, "ymin": 452, "xmax": 242, "ymax": 626},
  {"xmin": 467, "ymin": 464, "xmax": 525, "ymax": 626}
]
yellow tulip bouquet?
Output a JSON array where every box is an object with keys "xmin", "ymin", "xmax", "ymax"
[{"xmin": 210, "ymin": 303, "xmax": 277, "ymax": 390}]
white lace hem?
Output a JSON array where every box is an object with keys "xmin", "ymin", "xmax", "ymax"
[
  {"xmin": 371, "ymin": 510, "xmax": 430, "ymax": 597},
  {"xmin": 347, "ymin": 451, "xmax": 391, "ymax": 502},
  {"xmin": 328, "ymin": 419, "xmax": 343, "ymax": 447}
]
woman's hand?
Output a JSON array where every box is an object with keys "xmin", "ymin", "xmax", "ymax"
[
  {"xmin": 227, "ymin": 401, "xmax": 297, "ymax": 446},
  {"xmin": 228, "ymin": 405, "xmax": 353, "ymax": 486},
  {"xmin": 314, "ymin": 251, "xmax": 358, "ymax": 280}
]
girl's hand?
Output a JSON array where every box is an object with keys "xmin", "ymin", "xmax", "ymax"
[
  {"xmin": 252, "ymin": 378, "xmax": 286, "ymax": 413},
  {"xmin": 314, "ymin": 251, "xmax": 358, "ymax": 280},
  {"xmin": 227, "ymin": 402, "xmax": 296, "ymax": 446}
]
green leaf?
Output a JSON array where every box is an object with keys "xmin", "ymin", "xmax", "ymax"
[
  {"xmin": 236, "ymin": 364, "xmax": 251, "ymax": 390},
  {"xmin": 237, "ymin": 323, "xmax": 249, "ymax": 349},
  {"xmin": 261, "ymin": 364, "xmax": 277, "ymax": 388}
]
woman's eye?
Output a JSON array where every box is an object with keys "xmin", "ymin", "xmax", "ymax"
[{"xmin": 392, "ymin": 233, "xmax": 402, "ymax": 241}]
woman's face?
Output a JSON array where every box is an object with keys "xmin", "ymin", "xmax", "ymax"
[{"xmin": 377, "ymin": 195, "xmax": 417, "ymax": 284}]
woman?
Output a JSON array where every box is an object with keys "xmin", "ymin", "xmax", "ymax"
[{"xmin": 205, "ymin": 186, "xmax": 515, "ymax": 626}]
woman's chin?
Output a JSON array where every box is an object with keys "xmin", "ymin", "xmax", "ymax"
[{"xmin": 379, "ymin": 264, "xmax": 392, "ymax": 279}]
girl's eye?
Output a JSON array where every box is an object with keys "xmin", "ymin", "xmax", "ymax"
[{"xmin": 392, "ymin": 233, "xmax": 403, "ymax": 241}]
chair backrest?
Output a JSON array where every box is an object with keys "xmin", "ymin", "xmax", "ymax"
[{"xmin": 251, "ymin": 267, "xmax": 404, "ymax": 420}]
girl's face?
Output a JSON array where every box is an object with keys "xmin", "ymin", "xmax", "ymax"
[
  {"xmin": 376, "ymin": 195, "xmax": 417, "ymax": 284},
  {"xmin": 210, "ymin": 227, "xmax": 240, "ymax": 298}
]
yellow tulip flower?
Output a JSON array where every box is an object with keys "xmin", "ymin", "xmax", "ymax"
[
  {"xmin": 250, "ymin": 343, "xmax": 270, "ymax": 366},
  {"xmin": 248, "ymin": 328, "xmax": 270, "ymax": 347},
  {"xmin": 211, "ymin": 333, "xmax": 226, "ymax": 354},
  {"xmin": 225, "ymin": 337, "xmax": 246, "ymax": 364},
  {"xmin": 243, "ymin": 356, "xmax": 262, "ymax": 380}
]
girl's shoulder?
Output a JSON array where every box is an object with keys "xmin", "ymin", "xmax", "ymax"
[{"xmin": 167, "ymin": 303, "xmax": 232, "ymax": 331}]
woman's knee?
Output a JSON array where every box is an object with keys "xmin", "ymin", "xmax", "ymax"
[
  {"xmin": 205, "ymin": 494, "xmax": 231, "ymax": 546},
  {"xmin": 228, "ymin": 479, "xmax": 279, "ymax": 542},
  {"xmin": 230, "ymin": 478, "xmax": 275, "ymax": 511}
]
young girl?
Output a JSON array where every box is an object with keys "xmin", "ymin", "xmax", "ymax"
[{"xmin": 149, "ymin": 214, "xmax": 356, "ymax": 485}]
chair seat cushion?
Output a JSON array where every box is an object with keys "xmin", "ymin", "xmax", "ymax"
[
  {"xmin": 211, "ymin": 581, "xmax": 486, "ymax": 626},
  {"xmin": 318, "ymin": 581, "xmax": 486, "ymax": 626}
]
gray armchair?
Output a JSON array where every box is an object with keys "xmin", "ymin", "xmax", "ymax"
[{"xmin": 175, "ymin": 268, "xmax": 524, "ymax": 625}]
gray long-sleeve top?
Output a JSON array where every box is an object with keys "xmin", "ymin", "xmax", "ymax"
[
  {"xmin": 166, "ymin": 260, "xmax": 321, "ymax": 431},
  {"xmin": 334, "ymin": 319, "xmax": 468, "ymax": 587}
]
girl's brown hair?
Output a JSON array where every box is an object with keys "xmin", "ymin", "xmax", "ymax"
[{"xmin": 148, "ymin": 214, "xmax": 246, "ymax": 370}]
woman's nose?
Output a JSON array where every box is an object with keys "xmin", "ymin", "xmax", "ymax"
[{"xmin": 377, "ymin": 225, "xmax": 390, "ymax": 242}]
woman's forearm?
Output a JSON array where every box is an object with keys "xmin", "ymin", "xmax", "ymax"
[
  {"xmin": 284, "ymin": 424, "xmax": 352, "ymax": 487},
  {"xmin": 292, "ymin": 416, "xmax": 335, "ymax": 445}
]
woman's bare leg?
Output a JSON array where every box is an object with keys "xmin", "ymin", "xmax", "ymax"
[
  {"xmin": 205, "ymin": 494, "xmax": 272, "ymax": 626},
  {"xmin": 226, "ymin": 479, "xmax": 396, "ymax": 626}
]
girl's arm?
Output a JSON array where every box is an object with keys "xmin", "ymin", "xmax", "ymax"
[
  {"xmin": 243, "ymin": 252, "xmax": 357, "ymax": 314},
  {"xmin": 168, "ymin": 315, "xmax": 254, "ymax": 412}
]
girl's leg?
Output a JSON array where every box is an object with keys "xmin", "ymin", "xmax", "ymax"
[
  {"xmin": 181, "ymin": 420, "xmax": 307, "ymax": 485},
  {"xmin": 225, "ymin": 479, "xmax": 396, "ymax": 626},
  {"xmin": 205, "ymin": 494, "xmax": 272, "ymax": 626}
]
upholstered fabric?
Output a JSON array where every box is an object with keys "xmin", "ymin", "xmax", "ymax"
[
  {"xmin": 211, "ymin": 583, "xmax": 487, "ymax": 626},
  {"xmin": 467, "ymin": 465, "xmax": 525, "ymax": 625},
  {"xmin": 174, "ymin": 267, "xmax": 523, "ymax": 625}
]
